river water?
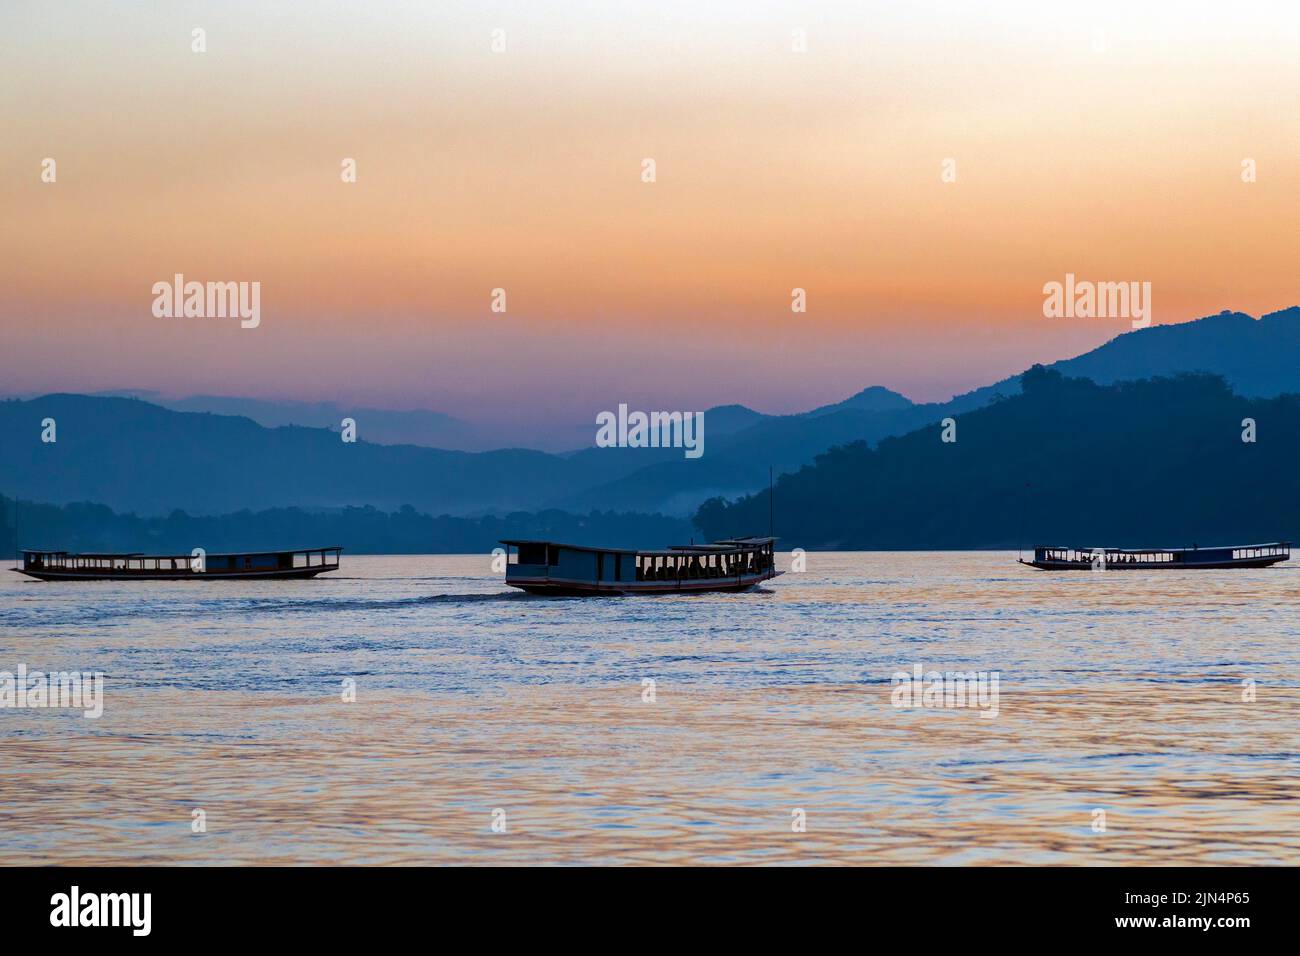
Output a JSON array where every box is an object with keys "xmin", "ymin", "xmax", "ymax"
[{"xmin": 1, "ymin": 553, "xmax": 1296, "ymax": 865}]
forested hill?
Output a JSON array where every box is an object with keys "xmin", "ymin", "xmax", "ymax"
[
  {"xmin": 695, "ymin": 367, "xmax": 1300, "ymax": 550},
  {"xmin": 0, "ymin": 499, "xmax": 692, "ymax": 557}
]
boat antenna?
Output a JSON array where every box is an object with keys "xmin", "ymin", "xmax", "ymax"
[
  {"xmin": 768, "ymin": 465, "xmax": 774, "ymax": 538},
  {"xmin": 1017, "ymin": 481, "xmax": 1029, "ymax": 561}
]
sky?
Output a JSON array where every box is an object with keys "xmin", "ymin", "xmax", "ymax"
[{"xmin": 2, "ymin": 1, "xmax": 1299, "ymax": 425}]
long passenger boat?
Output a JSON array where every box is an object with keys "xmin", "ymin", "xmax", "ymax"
[
  {"xmin": 12, "ymin": 547, "xmax": 342, "ymax": 581},
  {"xmin": 1020, "ymin": 542, "xmax": 1289, "ymax": 571},
  {"xmin": 500, "ymin": 537, "xmax": 780, "ymax": 595}
]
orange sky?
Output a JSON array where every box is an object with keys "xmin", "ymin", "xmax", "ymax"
[{"xmin": 2, "ymin": 1, "xmax": 1298, "ymax": 420}]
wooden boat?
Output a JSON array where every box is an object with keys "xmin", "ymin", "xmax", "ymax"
[
  {"xmin": 499, "ymin": 537, "xmax": 780, "ymax": 595},
  {"xmin": 12, "ymin": 547, "xmax": 342, "ymax": 581},
  {"xmin": 1019, "ymin": 542, "xmax": 1289, "ymax": 571}
]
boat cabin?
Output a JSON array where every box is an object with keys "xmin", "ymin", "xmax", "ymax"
[
  {"xmin": 15, "ymin": 547, "xmax": 342, "ymax": 581},
  {"xmin": 500, "ymin": 537, "xmax": 778, "ymax": 595},
  {"xmin": 1022, "ymin": 542, "xmax": 1289, "ymax": 570}
]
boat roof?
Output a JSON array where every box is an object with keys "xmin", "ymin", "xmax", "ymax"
[
  {"xmin": 20, "ymin": 546, "xmax": 342, "ymax": 558},
  {"xmin": 499, "ymin": 536, "xmax": 776, "ymax": 557},
  {"xmin": 499, "ymin": 539, "xmax": 639, "ymax": 556},
  {"xmin": 666, "ymin": 537, "xmax": 777, "ymax": 553},
  {"xmin": 1035, "ymin": 542, "xmax": 1288, "ymax": 553}
]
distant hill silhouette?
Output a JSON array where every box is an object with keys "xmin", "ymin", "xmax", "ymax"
[
  {"xmin": 0, "ymin": 393, "xmax": 797, "ymax": 518},
  {"xmin": 0, "ymin": 394, "xmax": 620, "ymax": 516},
  {"xmin": 555, "ymin": 402, "xmax": 934, "ymax": 513},
  {"xmin": 952, "ymin": 306, "xmax": 1300, "ymax": 408},
  {"xmin": 89, "ymin": 391, "xmax": 772, "ymax": 454},
  {"xmin": 0, "ymin": 494, "xmax": 692, "ymax": 556},
  {"xmin": 98, "ymin": 391, "xmax": 487, "ymax": 450},
  {"xmin": 804, "ymin": 385, "xmax": 915, "ymax": 417},
  {"xmin": 0, "ymin": 390, "xmax": 925, "ymax": 518},
  {"xmin": 696, "ymin": 367, "xmax": 1300, "ymax": 549}
]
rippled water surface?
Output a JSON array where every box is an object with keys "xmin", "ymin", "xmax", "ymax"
[{"xmin": 1, "ymin": 553, "xmax": 1297, "ymax": 865}]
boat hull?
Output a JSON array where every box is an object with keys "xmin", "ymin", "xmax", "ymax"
[
  {"xmin": 1018, "ymin": 556, "xmax": 1288, "ymax": 571},
  {"xmin": 509, "ymin": 571, "xmax": 781, "ymax": 596},
  {"xmin": 11, "ymin": 566, "xmax": 338, "ymax": 582}
]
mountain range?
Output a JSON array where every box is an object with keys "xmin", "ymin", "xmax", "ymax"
[
  {"xmin": 696, "ymin": 366, "xmax": 1299, "ymax": 549},
  {"xmin": 2, "ymin": 305, "xmax": 1298, "ymax": 523}
]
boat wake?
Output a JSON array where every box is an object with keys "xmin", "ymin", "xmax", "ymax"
[{"xmin": 234, "ymin": 591, "xmax": 528, "ymax": 614}]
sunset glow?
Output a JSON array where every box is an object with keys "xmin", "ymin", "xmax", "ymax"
[{"xmin": 3, "ymin": 1, "xmax": 1298, "ymax": 420}]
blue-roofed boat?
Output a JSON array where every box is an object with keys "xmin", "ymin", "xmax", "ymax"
[
  {"xmin": 1019, "ymin": 542, "xmax": 1289, "ymax": 571},
  {"xmin": 12, "ymin": 547, "xmax": 342, "ymax": 581},
  {"xmin": 499, "ymin": 537, "xmax": 780, "ymax": 595}
]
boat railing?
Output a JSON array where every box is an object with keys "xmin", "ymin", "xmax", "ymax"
[
  {"xmin": 1230, "ymin": 543, "xmax": 1289, "ymax": 560},
  {"xmin": 633, "ymin": 546, "xmax": 772, "ymax": 581},
  {"xmin": 1034, "ymin": 542, "xmax": 1289, "ymax": 565}
]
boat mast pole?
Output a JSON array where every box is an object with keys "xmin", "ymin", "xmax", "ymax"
[
  {"xmin": 759, "ymin": 468, "xmax": 769, "ymax": 541},
  {"xmin": 1017, "ymin": 482, "xmax": 1029, "ymax": 561}
]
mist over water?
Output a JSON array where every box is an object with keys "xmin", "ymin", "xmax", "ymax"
[{"xmin": 1, "ymin": 553, "xmax": 1296, "ymax": 865}]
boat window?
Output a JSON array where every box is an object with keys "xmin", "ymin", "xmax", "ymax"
[{"xmin": 517, "ymin": 544, "xmax": 547, "ymax": 565}]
